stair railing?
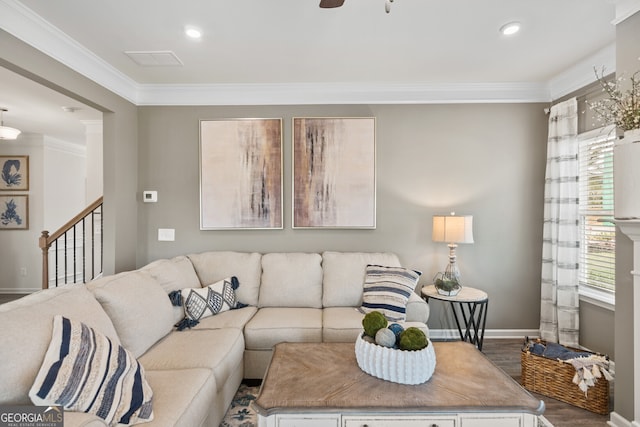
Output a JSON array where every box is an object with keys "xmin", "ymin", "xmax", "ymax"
[{"xmin": 39, "ymin": 197, "xmax": 103, "ymax": 289}]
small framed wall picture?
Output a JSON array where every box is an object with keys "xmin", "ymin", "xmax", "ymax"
[
  {"xmin": 0, "ymin": 195, "xmax": 28, "ymax": 230},
  {"xmin": 0, "ymin": 155, "xmax": 29, "ymax": 191}
]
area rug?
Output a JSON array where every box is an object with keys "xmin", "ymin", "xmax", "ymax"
[
  {"xmin": 219, "ymin": 384, "xmax": 554, "ymax": 427},
  {"xmin": 219, "ymin": 384, "xmax": 259, "ymax": 427}
]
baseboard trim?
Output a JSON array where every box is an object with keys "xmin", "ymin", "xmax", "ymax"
[
  {"xmin": 608, "ymin": 411, "xmax": 633, "ymax": 427},
  {"xmin": 429, "ymin": 329, "xmax": 540, "ymax": 340}
]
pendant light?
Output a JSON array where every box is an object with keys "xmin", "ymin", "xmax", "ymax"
[{"xmin": 0, "ymin": 108, "xmax": 21, "ymax": 140}]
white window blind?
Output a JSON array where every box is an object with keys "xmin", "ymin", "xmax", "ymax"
[{"xmin": 578, "ymin": 129, "xmax": 615, "ymax": 292}]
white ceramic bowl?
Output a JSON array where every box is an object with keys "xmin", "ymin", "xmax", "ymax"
[{"xmin": 355, "ymin": 332, "xmax": 436, "ymax": 385}]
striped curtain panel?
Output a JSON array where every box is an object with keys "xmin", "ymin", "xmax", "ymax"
[{"xmin": 540, "ymin": 98, "xmax": 580, "ymax": 347}]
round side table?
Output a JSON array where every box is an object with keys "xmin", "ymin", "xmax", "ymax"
[{"xmin": 422, "ymin": 285, "xmax": 489, "ymax": 351}]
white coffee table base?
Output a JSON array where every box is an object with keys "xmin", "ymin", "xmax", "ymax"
[{"xmin": 259, "ymin": 412, "xmax": 539, "ymax": 427}]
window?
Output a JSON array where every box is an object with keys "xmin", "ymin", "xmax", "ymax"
[{"xmin": 578, "ymin": 127, "xmax": 615, "ymax": 295}]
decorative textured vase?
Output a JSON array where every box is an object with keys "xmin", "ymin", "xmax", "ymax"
[
  {"xmin": 614, "ymin": 128, "xmax": 640, "ymax": 219},
  {"xmin": 355, "ymin": 333, "xmax": 436, "ymax": 385}
]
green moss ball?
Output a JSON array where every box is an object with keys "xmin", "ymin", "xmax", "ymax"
[
  {"xmin": 362, "ymin": 311, "xmax": 388, "ymax": 338},
  {"xmin": 375, "ymin": 328, "xmax": 397, "ymax": 348},
  {"xmin": 398, "ymin": 327, "xmax": 428, "ymax": 351}
]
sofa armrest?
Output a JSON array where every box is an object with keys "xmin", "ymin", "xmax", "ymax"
[
  {"xmin": 63, "ymin": 412, "xmax": 108, "ymax": 427},
  {"xmin": 405, "ymin": 292, "xmax": 429, "ymax": 324}
]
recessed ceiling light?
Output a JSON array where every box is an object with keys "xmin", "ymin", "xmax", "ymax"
[
  {"xmin": 499, "ymin": 21, "xmax": 521, "ymax": 36},
  {"xmin": 184, "ymin": 26, "xmax": 202, "ymax": 40}
]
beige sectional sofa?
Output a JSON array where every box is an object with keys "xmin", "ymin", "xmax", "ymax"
[{"xmin": 0, "ymin": 251, "xmax": 429, "ymax": 427}]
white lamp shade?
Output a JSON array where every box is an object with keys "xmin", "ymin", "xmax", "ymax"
[
  {"xmin": 432, "ymin": 214, "xmax": 474, "ymax": 244},
  {"xmin": 0, "ymin": 126, "xmax": 21, "ymax": 140}
]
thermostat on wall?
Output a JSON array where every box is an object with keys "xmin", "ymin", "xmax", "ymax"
[{"xmin": 143, "ymin": 191, "xmax": 158, "ymax": 203}]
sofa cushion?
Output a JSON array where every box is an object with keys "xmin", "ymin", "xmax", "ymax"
[
  {"xmin": 139, "ymin": 328, "xmax": 244, "ymax": 393},
  {"xmin": 322, "ymin": 307, "xmax": 366, "ymax": 343},
  {"xmin": 322, "ymin": 251, "xmax": 402, "ymax": 307},
  {"xmin": 144, "ymin": 368, "xmax": 216, "ymax": 427},
  {"xmin": 141, "ymin": 255, "xmax": 201, "ymax": 292},
  {"xmin": 141, "ymin": 256, "xmax": 202, "ymax": 324},
  {"xmin": 0, "ymin": 285, "xmax": 119, "ymax": 405},
  {"xmin": 196, "ymin": 306, "xmax": 258, "ymax": 330},
  {"xmin": 188, "ymin": 251, "xmax": 262, "ymax": 306},
  {"xmin": 244, "ymin": 307, "xmax": 322, "ymax": 350},
  {"xmin": 88, "ymin": 270, "xmax": 174, "ymax": 358},
  {"xmin": 30, "ymin": 316, "xmax": 154, "ymax": 427},
  {"xmin": 63, "ymin": 412, "xmax": 109, "ymax": 427},
  {"xmin": 361, "ymin": 265, "xmax": 421, "ymax": 322},
  {"xmin": 259, "ymin": 253, "xmax": 323, "ymax": 308}
]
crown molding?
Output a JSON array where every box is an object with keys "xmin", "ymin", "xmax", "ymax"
[
  {"xmin": 0, "ymin": 0, "xmax": 138, "ymax": 103},
  {"xmin": 135, "ymin": 81, "xmax": 551, "ymax": 105},
  {"xmin": 3, "ymin": 133, "xmax": 84, "ymax": 153},
  {"xmin": 548, "ymin": 43, "xmax": 616, "ymax": 100},
  {"xmin": 1, "ymin": 133, "xmax": 42, "ymax": 147},
  {"xmin": 4, "ymin": 0, "xmax": 604, "ymax": 106},
  {"xmin": 44, "ymin": 135, "xmax": 86, "ymax": 156},
  {"xmin": 610, "ymin": 0, "xmax": 640, "ymax": 24}
]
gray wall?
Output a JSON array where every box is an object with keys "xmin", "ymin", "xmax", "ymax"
[
  {"xmin": 613, "ymin": 10, "xmax": 640, "ymax": 423},
  {"xmin": 579, "ymin": 303, "xmax": 614, "ymax": 357},
  {"xmin": 138, "ymin": 103, "xmax": 548, "ymax": 331},
  {"xmin": 0, "ymin": 29, "xmax": 139, "ymax": 276}
]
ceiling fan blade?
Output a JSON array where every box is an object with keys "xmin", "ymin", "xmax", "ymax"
[{"xmin": 319, "ymin": 0, "xmax": 345, "ymax": 8}]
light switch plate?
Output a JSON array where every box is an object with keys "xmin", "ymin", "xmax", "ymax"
[{"xmin": 158, "ymin": 228, "xmax": 175, "ymax": 241}]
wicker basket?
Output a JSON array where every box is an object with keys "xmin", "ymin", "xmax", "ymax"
[{"xmin": 521, "ymin": 338, "xmax": 610, "ymax": 415}]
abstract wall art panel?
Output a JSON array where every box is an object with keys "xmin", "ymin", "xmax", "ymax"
[
  {"xmin": 293, "ymin": 117, "xmax": 376, "ymax": 229},
  {"xmin": 200, "ymin": 119, "xmax": 283, "ymax": 229}
]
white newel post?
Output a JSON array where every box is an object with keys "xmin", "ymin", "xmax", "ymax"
[{"xmin": 616, "ymin": 221, "xmax": 640, "ymax": 427}]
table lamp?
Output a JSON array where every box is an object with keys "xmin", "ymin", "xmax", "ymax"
[{"xmin": 432, "ymin": 213, "xmax": 474, "ymax": 294}]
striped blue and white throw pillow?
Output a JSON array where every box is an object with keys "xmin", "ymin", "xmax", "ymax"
[
  {"xmin": 29, "ymin": 315, "xmax": 154, "ymax": 427},
  {"xmin": 361, "ymin": 265, "xmax": 421, "ymax": 322}
]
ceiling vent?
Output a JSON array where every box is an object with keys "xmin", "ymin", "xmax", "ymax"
[{"xmin": 124, "ymin": 51, "xmax": 183, "ymax": 67}]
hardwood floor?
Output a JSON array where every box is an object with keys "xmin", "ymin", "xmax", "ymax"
[
  {"xmin": 0, "ymin": 293, "xmax": 24, "ymax": 305},
  {"xmin": 481, "ymin": 339, "xmax": 612, "ymax": 427}
]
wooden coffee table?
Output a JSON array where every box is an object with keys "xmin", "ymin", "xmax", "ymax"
[{"xmin": 254, "ymin": 341, "xmax": 544, "ymax": 427}]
